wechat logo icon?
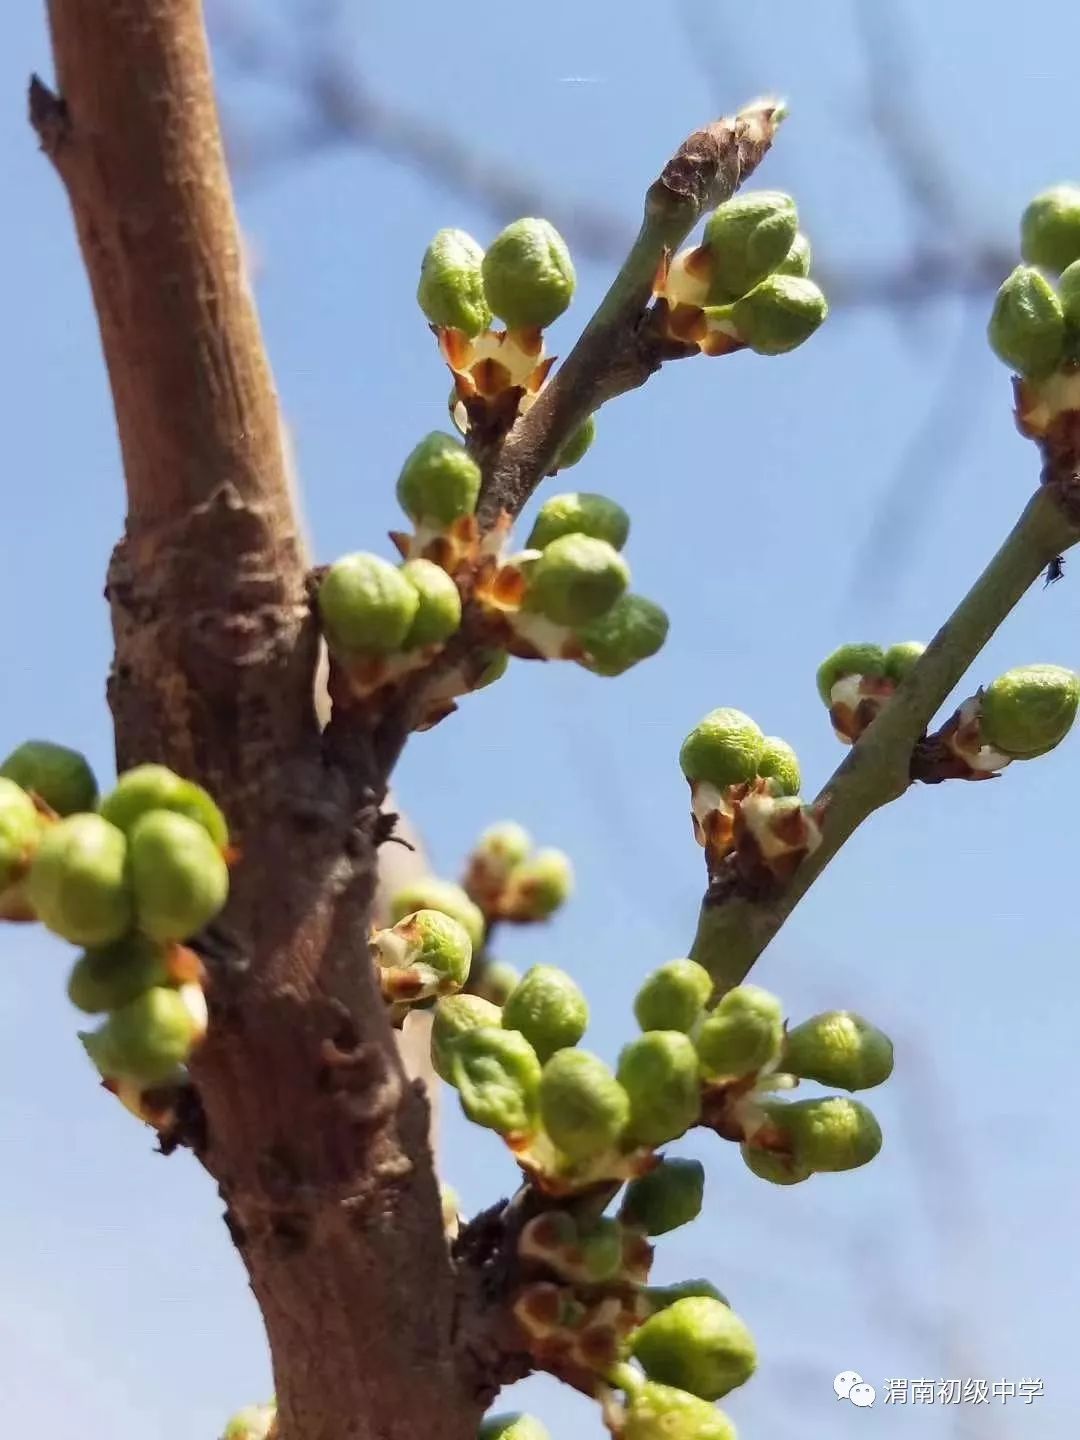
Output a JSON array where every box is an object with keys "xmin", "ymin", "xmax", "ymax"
[{"xmin": 835, "ymin": 1371, "xmax": 876, "ymax": 1407}]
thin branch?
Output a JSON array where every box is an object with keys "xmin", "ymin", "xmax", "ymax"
[{"xmin": 690, "ymin": 481, "xmax": 1080, "ymax": 991}]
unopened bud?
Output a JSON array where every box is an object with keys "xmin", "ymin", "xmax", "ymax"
[
  {"xmin": 623, "ymin": 1382, "xmax": 736, "ymax": 1440},
  {"xmin": 473, "ymin": 959, "xmax": 520, "ymax": 1005},
  {"xmin": 81, "ymin": 982, "xmax": 207, "ymax": 1086},
  {"xmin": 756, "ymin": 736, "xmax": 800, "ymax": 795},
  {"xmin": 576, "ymin": 595, "xmax": 670, "ymax": 677},
  {"xmin": 101, "ymin": 764, "xmax": 229, "ymax": 849},
  {"xmin": 618, "ymin": 1031, "xmax": 702, "ymax": 1147},
  {"xmin": 400, "ymin": 558, "xmax": 463, "ymax": 649},
  {"xmin": 695, "ymin": 984, "xmax": 783, "ymax": 1083},
  {"xmin": 128, "ymin": 810, "xmax": 230, "ymax": 942},
  {"xmin": 538, "ymin": 1048, "xmax": 630, "ymax": 1162},
  {"xmin": 979, "ymin": 663, "xmax": 1080, "ymax": 758},
  {"xmin": 634, "ymin": 959, "xmax": 713, "ymax": 1034},
  {"xmin": 482, "ymin": 218, "xmax": 576, "ymax": 331},
  {"xmin": 760, "ymin": 1095, "xmax": 883, "ymax": 1173},
  {"xmin": 1, "ymin": 740, "xmax": 98, "ymax": 817},
  {"xmin": 389, "ymin": 878, "xmax": 486, "ymax": 950},
  {"xmin": 782, "ymin": 1011, "xmax": 894, "ymax": 1091},
  {"xmin": 395, "ymin": 433, "xmax": 482, "ymax": 529},
  {"xmin": 371, "ymin": 908, "xmax": 472, "ymax": 1002},
  {"xmin": 450, "ymin": 1025, "xmax": 541, "ymax": 1135},
  {"xmin": 553, "ymin": 416, "xmax": 597, "ymax": 473},
  {"xmin": 717, "ymin": 274, "xmax": 827, "ymax": 355},
  {"xmin": 523, "ymin": 534, "xmax": 630, "ymax": 626},
  {"xmin": 704, "ymin": 190, "xmax": 799, "ymax": 301},
  {"xmin": 67, "ymin": 934, "xmax": 173, "ymax": 1014},
  {"xmin": 884, "ymin": 640, "xmax": 925, "ymax": 684},
  {"xmin": 631, "ymin": 1296, "xmax": 756, "ymax": 1401},
  {"xmin": 0, "ymin": 777, "xmax": 44, "ymax": 894},
  {"xmin": 620, "ymin": 1157, "xmax": 705, "ymax": 1236},
  {"xmin": 740, "ymin": 1141, "xmax": 812, "ymax": 1186},
  {"xmin": 318, "ymin": 552, "xmax": 420, "ymax": 657},
  {"xmin": 501, "ymin": 964, "xmax": 588, "ymax": 1062},
  {"xmin": 1020, "ymin": 184, "xmax": 1080, "ymax": 273},
  {"xmin": 526, "ymin": 492, "xmax": 630, "ymax": 552},
  {"xmin": 417, "ymin": 228, "xmax": 492, "ymax": 337},
  {"xmin": 223, "ymin": 1403, "xmax": 277, "ymax": 1440},
  {"xmin": 679, "ymin": 709, "xmax": 764, "ymax": 790},
  {"xmin": 431, "ymin": 992, "xmax": 503, "ymax": 1081},
  {"xmin": 987, "ymin": 265, "xmax": 1065, "ymax": 378},
  {"xmin": 27, "ymin": 813, "xmax": 132, "ymax": 946},
  {"xmin": 498, "ymin": 848, "xmax": 573, "ymax": 921},
  {"xmin": 815, "ymin": 643, "xmax": 886, "ymax": 706}
]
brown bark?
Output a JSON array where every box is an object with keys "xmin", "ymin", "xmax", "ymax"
[{"xmin": 31, "ymin": 3, "xmax": 480, "ymax": 1436}]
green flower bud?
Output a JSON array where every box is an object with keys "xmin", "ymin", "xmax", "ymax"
[
  {"xmin": 482, "ymin": 218, "xmax": 576, "ymax": 330},
  {"xmin": 576, "ymin": 595, "xmax": 670, "ymax": 677},
  {"xmin": 884, "ymin": 640, "xmax": 925, "ymax": 684},
  {"xmin": 526, "ymin": 492, "xmax": 630, "ymax": 552},
  {"xmin": 577, "ymin": 1215, "xmax": 626, "ymax": 1282},
  {"xmin": 631, "ymin": 1296, "xmax": 756, "ymax": 1401},
  {"xmin": 500, "ymin": 848, "xmax": 573, "ymax": 921},
  {"xmin": 679, "ymin": 709, "xmax": 764, "ymax": 790},
  {"xmin": 0, "ymin": 777, "xmax": 43, "ymax": 892},
  {"xmin": 128, "ymin": 810, "xmax": 229, "ymax": 941},
  {"xmin": 695, "ymin": 985, "xmax": 783, "ymax": 1083},
  {"xmin": 501, "ymin": 964, "xmax": 588, "ymax": 1062},
  {"xmin": 740, "ymin": 1145, "xmax": 811, "ymax": 1185},
  {"xmin": 623, "ymin": 1383, "xmax": 736, "ymax": 1440},
  {"xmin": 815, "ymin": 644, "xmax": 886, "ymax": 706},
  {"xmin": 635, "ymin": 960, "xmax": 713, "ymax": 1034},
  {"xmin": 389, "ymin": 878, "xmax": 486, "ymax": 950},
  {"xmin": 473, "ymin": 959, "xmax": 520, "ymax": 1006},
  {"xmin": 776, "ymin": 231, "xmax": 812, "ymax": 277},
  {"xmin": 618, "ymin": 1031, "xmax": 702, "ymax": 1147},
  {"xmin": 431, "ymin": 993, "xmax": 503, "ymax": 1081},
  {"xmin": 643, "ymin": 1279, "xmax": 728, "ymax": 1314},
  {"xmin": 1020, "ymin": 184, "xmax": 1080, "ymax": 273},
  {"xmin": 100, "ymin": 764, "xmax": 228, "ymax": 849},
  {"xmin": 400, "ymin": 559, "xmax": 462, "ymax": 649},
  {"xmin": 987, "ymin": 265, "xmax": 1065, "ymax": 378},
  {"xmin": 81, "ymin": 982, "xmax": 207, "ymax": 1085},
  {"xmin": 478, "ymin": 1414, "xmax": 551, "ymax": 1440},
  {"xmin": 552, "ymin": 415, "xmax": 597, "ymax": 473},
  {"xmin": 470, "ymin": 821, "xmax": 532, "ymax": 887},
  {"xmin": 223, "ymin": 1403, "xmax": 277, "ymax": 1440},
  {"xmin": 417, "ymin": 228, "xmax": 492, "ymax": 337},
  {"xmin": 396, "ymin": 432, "xmax": 482, "ymax": 529},
  {"xmin": 318, "ymin": 552, "xmax": 420, "ymax": 657},
  {"xmin": 756, "ymin": 736, "xmax": 800, "ymax": 796},
  {"xmin": 0, "ymin": 741, "xmax": 98, "ymax": 817},
  {"xmin": 538, "ymin": 1048, "xmax": 630, "ymax": 1161},
  {"xmin": 722, "ymin": 274, "xmax": 828, "ymax": 355},
  {"xmin": 1059, "ymin": 258, "xmax": 1080, "ymax": 328},
  {"xmin": 523, "ymin": 534, "xmax": 630, "ymax": 626},
  {"xmin": 782, "ymin": 1011, "xmax": 893, "ymax": 1091},
  {"xmin": 26, "ymin": 813, "xmax": 132, "ymax": 945},
  {"xmin": 769, "ymin": 1095, "xmax": 883, "ymax": 1173},
  {"xmin": 980, "ymin": 663, "xmax": 1080, "ymax": 758},
  {"xmin": 450, "ymin": 1026, "xmax": 541, "ymax": 1135},
  {"xmin": 67, "ymin": 934, "xmax": 173, "ymax": 1014},
  {"xmin": 704, "ymin": 190, "xmax": 799, "ymax": 301},
  {"xmin": 475, "ymin": 649, "xmax": 509, "ymax": 689},
  {"xmin": 372, "ymin": 909, "xmax": 473, "ymax": 1001},
  {"xmin": 620, "ymin": 1157, "xmax": 705, "ymax": 1236}
]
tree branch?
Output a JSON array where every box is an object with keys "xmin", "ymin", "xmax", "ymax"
[{"xmin": 690, "ymin": 482, "xmax": 1080, "ymax": 992}]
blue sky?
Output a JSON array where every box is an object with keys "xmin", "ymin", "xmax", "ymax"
[{"xmin": 2, "ymin": 2, "xmax": 1079, "ymax": 1436}]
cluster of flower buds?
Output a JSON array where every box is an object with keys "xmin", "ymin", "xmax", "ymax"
[
  {"xmin": 678, "ymin": 709, "xmax": 822, "ymax": 889},
  {"xmin": 653, "ymin": 190, "xmax": 827, "ymax": 358},
  {"xmin": 815, "ymin": 640, "xmax": 925, "ymax": 743},
  {"xmin": 475, "ymin": 491, "xmax": 669, "ymax": 676},
  {"xmin": 930, "ymin": 663, "xmax": 1080, "ymax": 780},
  {"xmin": 417, "ymin": 218, "xmax": 576, "ymax": 440},
  {"xmin": 0, "ymin": 746, "xmax": 231, "ymax": 1123},
  {"xmin": 222, "ymin": 1399, "xmax": 277, "ymax": 1439}
]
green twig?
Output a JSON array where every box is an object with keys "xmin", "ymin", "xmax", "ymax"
[{"xmin": 691, "ymin": 485, "xmax": 1080, "ymax": 993}]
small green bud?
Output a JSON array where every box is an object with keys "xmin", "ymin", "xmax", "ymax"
[
  {"xmin": 538, "ymin": 1048, "xmax": 630, "ymax": 1161},
  {"xmin": 431, "ymin": 993, "xmax": 503, "ymax": 1081},
  {"xmin": 417, "ymin": 228, "xmax": 492, "ymax": 337},
  {"xmin": 1059, "ymin": 258, "xmax": 1080, "ymax": 327},
  {"xmin": 704, "ymin": 190, "xmax": 799, "ymax": 301},
  {"xmin": 501, "ymin": 964, "xmax": 588, "ymax": 1062},
  {"xmin": 776, "ymin": 231, "xmax": 812, "ymax": 277},
  {"xmin": 396, "ymin": 433, "xmax": 482, "ymax": 529},
  {"xmin": 318, "ymin": 552, "xmax": 419, "ymax": 657},
  {"xmin": 223, "ymin": 1404, "xmax": 277, "ymax": 1440},
  {"xmin": 631, "ymin": 1296, "xmax": 757, "ymax": 1401},
  {"xmin": 81, "ymin": 982, "xmax": 206, "ymax": 1085},
  {"xmin": 523, "ymin": 534, "xmax": 630, "ymax": 626},
  {"xmin": 756, "ymin": 736, "xmax": 800, "ymax": 796},
  {"xmin": 1020, "ymin": 184, "xmax": 1080, "ymax": 273},
  {"xmin": 782, "ymin": 1011, "xmax": 894, "ymax": 1091},
  {"xmin": 695, "ymin": 985, "xmax": 783, "ymax": 1083},
  {"xmin": 987, "ymin": 265, "xmax": 1065, "ymax": 378},
  {"xmin": 100, "ymin": 764, "xmax": 228, "ymax": 849},
  {"xmin": 474, "ymin": 649, "xmax": 509, "ymax": 690},
  {"xmin": 0, "ymin": 777, "xmax": 43, "ymax": 892},
  {"xmin": 634, "ymin": 960, "xmax": 713, "ymax": 1034},
  {"xmin": 623, "ymin": 1382, "xmax": 736, "ymax": 1440},
  {"xmin": 482, "ymin": 218, "xmax": 576, "ymax": 330},
  {"xmin": 770, "ymin": 1095, "xmax": 883, "ymax": 1173},
  {"xmin": 0, "ymin": 741, "xmax": 98, "ymax": 817},
  {"xmin": 67, "ymin": 934, "xmax": 173, "ymax": 1014},
  {"xmin": 451, "ymin": 1026, "xmax": 541, "ymax": 1135},
  {"xmin": 620, "ymin": 1157, "xmax": 705, "ymax": 1236},
  {"xmin": 128, "ymin": 810, "xmax": 229, "ymax": 942},
  {"xmin": 577, "ymin": 1215, "xmax": 626, "ymax": 1282},
  {"xmin": 473, "ymin": 959, "xmax": 520, "ymax": 1006},
  {"xmin": 884, "ymin": 640, "xmax": 925, "ymax": 684},
  {"xmin": 815, "ymin": 643, "xmax": 886, "ymax": 706},
  {"xmin": 552, "ymin": 416, "xmax": 597, "ymax": 473},
  {"xmin": 980, "ymin": 663, "xmax": 1080, "ymax": 758},
  {"xmin": 478, "ymin": 1414, "xmax": 551, "ymax": 1440},
  {"xmin": 723, "ymin": 274, "xmax": 828, "ymax": 355},
  {"xmin": 526, "ymin": 492, "xmax": 630, "ymax": 552},
  {"xmin": 679, "ymin": 709, "xmax": 764, "ymax": 790},
  {"xmin": 389, "ymin": 878, "xmax": 486, "ymax": 950},
  {"xmin": 26, "ymin": 813, "xmax": 132, "ymax": 946},
  {"xmin": 500, "ymin": 848, "xmax": 573, "ymax": 921},
  {"xmin": 617, "ymin": 1031, "xmax": 702, "ymax": 1147},
  {"xmin": 643, "ymin": 1279, "xmax": 728, "ymax": 1314},
  {"xmin": 740, "ymin": 1142, "xmax": 812, "ymax": 1186},
  {"xmin": 400, "ymin": 559, "xmax": 463, "ymax": 649},
  {"xmin": 576, "ymin": 595, "xmax": 670, "ymax": 677},
  {"xmin": 469, "ymin": 821, "xmax": 532, "ymax": 890},
  {"xmin": 372, "ymin": 909, "xmax": 472, "ymax": 1000}
]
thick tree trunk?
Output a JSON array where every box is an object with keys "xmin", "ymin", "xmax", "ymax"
[{"xmin": 32, "ymin": 3, "xmax": 480, "ymax": 1435}]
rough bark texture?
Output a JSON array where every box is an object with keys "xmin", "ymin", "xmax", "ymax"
[{"xmin": 32, "ymin": 3, "xmax": 478, "ymax": 1437}]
